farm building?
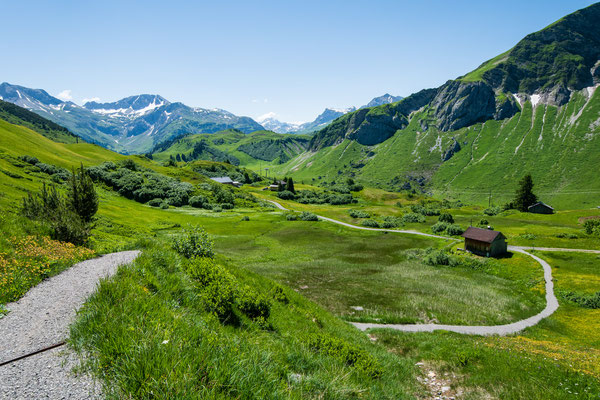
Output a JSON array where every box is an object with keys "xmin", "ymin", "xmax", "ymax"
[
  {"xmin": 462, "ymin": 226, "xmax": 507, "ymax": 257},
  {"xmin": 528, "ymin": 202, "xmax": 554, "ymax": 214},
  {"xmin": 210, "ymin": 177, "xmax": 242, "ymax": 187}
]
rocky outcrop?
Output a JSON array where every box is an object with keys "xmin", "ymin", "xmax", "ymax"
[
  {"xmin": 441, "ymin": 139, "xmax": 461, "ymax": 161},
  {"xmin": 432, "ymin": 81, "xmax": 498, "ymax": 131},
  {"xmin": 309, "ymin": 88, "xmax": 436, "ymax": 150}
]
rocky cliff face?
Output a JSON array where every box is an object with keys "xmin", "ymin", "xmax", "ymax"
[
  {"xmin": 308, "ymin": 89, "xmax": 436, "ymax": 150},
  {"xmin": 432, "ymin": 81, "xmax": 498, "ymax": 131}
]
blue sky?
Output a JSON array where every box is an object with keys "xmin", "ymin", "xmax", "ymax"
[{"xmin": 1, "ymin": 1, "xmax": 596, "ymax": 123}]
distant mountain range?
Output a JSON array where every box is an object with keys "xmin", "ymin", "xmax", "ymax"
[
  {"xmin": 0, "ymin": 84, "xmax": 264, "ymax": 154},
  {"xmin": 258, "ymin": 94, "xmax": 403, "ymax": 134}
]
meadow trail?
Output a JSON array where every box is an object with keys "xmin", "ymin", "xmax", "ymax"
[
  {"xmin": 267, "ymin": 199, "xmax": 600, "ymax": 336},
  {"xmin": 0, "ymin": 251, "xmax": 139, "ymax": 400}
]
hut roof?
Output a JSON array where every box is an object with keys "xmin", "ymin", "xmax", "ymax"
[{"xmin": 462, "ymin": 226, "xmax": 504, "ymax": 243}]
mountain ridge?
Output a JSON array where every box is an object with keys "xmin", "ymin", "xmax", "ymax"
[{"xmin": 0, "ymin": 83, "xmax": 264, "ymax": 154}]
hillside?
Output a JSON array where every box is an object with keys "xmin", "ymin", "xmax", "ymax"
[
  {"xmin": 273, "ymin": 3, "xmax": 600, "ymax": 209},
  {"xmin": 0, "ymin": 84, "xmax": 265, "ymax": 154},
  {"xmin": 0, "ymin": 100, "xmax": 79, "ymax": 144},
  {"xmin": 151, "ymin": 129, "xmax": 310, "ymax": 168}
]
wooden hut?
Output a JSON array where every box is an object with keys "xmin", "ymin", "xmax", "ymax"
[
  {"xmin": 461, "ymin": 226, "xmax": 507, "ymax": 257},
  {"xmin": 528, "ymin": 202, "xmax": 554, "ymax": 214}
]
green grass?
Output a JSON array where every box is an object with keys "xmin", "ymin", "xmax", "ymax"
[{"xmin": 70, "ymin": 240, "xmax": 421, "ymax": 399}]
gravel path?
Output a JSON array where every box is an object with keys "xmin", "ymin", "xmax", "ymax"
[
  {"xmin": 267, "ymin": 199, "xmax": 599, "ymax": 336},
  {"xmin": 0, "ymin": 250, "xmax": 140, "ymax": 399}
]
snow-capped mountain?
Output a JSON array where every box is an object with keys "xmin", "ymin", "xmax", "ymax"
[
  {"xmin": 256, "ymin": 112, "xmax": 302, "ymax": 134},
  {"xmin": 360, "ymin": 93, "xmax": 403, "ymax": 108},
  {"xmin": 0, "ymin": 83, "xmax": 264, "ymax": 153}
]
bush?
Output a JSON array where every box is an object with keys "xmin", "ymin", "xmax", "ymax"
[
  {"xmin": 438, "ymin": 213, "xmax": 454, "ymax": 223},
  {"xmin": 212, "ymin": 205, "xmax": 223, "ymax": 213},
  {"xmin": 361, "ymin": 219, "xmax": 380, "ymax": 228},
  {"xmin": 483, "ymin": 206, "xmax": 502, "ymax": 216},
  {"xmin": 478, "ymin": 218, "xmax": 489, "ymax": 226},
  {"xmin": 583, "ymin": 219, "xmax": 600, "ymax": 236},
  {"xmin": 402, "ymin": 213, "xmax": 426, "ymax": 223},
  {"xmin": 285, "ymin": 213, "xmax": 298, "ymax": 221},
  {"xmin": 277, "ymin": 190, "xmax": 296, "ymax": 200},
  {"xmin": 299, "ymin": 211, "xmax": 318, "ymax": 221},
  {"xmin": 559, "ymin": 290, "xmax": 600, "ymax": 309},
  {"xmin": 148, "ymin": 198, "xmax": 163, "ymax": 207},
  {"xmin": 172, "ymin": 227, "xmax": 214, "ymax": 259},
  {"xmin": 19, "ymin": 155, "xmax": 39, "ymax": 165},
  {"xmin": 237, "ymin": 285, "xmax": 271, "ymax": 320},
  {"xmin": 423, "ymin": 249, "xmax": 451, "ymax": 266},
  {"xmin": 431, "ymin": 221, "xmax": 449, "ymax": 233},
  {"xmin": 188, "ymin": 195, "xmax": 208, "ymax": 208},
  {"xmin": 446, "ymin": 224, "xmax": 465, "ymax": 236},
  {"xmin": 220, "ymin": 203, "xmax": 234, "ymax": 210},
  {"xmin": 306, "ymin": 333, "xmax": 382, "ymax": 378},
  {"xmin": 349, "ymin": 209, "xmax": 370, "ymax": 218},
  {"xmin": 381, "ymin": 216, "xmax": 401, "ymax": 228},
  {"xmin": 241, "ymin": 216, "xmax": 250, "ymax": 221},
  {"xmin": 21, "ymin": 174, "xmax": 96, "ymax": 246},
  {"xmin": 271, "ymin": 285, "xmax": 289, "ymax": 304},
  {"xmin": 160, "ymin": 202, "xmax": 170, "ymax": 209},
  {"xmin": 411, "ymin": 204, "xmax": 440, "ymax": 216},
  {"xmin": 187, "ymin": 258, "xmax": 236, "ymax": 318}
]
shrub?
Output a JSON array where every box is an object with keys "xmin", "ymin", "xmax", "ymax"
[
  {"xmin": 423, "ymin": 249, "xmax": 451, "ymax": 266},
  {"xmin": 19, "ymin": 155, "xmax": 39, "ymax": 165},
  {"xmin": 361, "ymin": 219, "xmax": 380, "ymax": 228},
  {"xmin": 272, "ymin": 285, "xmax": 289, "ymax": 304},
  {"xmin": 237, "ymin": 285, "xmax": 271, "ymax": 320},
  {"xmin": 160, "ymin": 202, "xmax": 170, "ymax": 209},
  {"xmin": 212, "ymin": 205, "xmax": 223, "ymax": 213},
  {"xmin": 241, "ymin": 216, "xmax": 250, "ymax": 221},
  {"xmin": 483, "ymin": 206, "xmax": 501, "ymax": 216},
  {"xmin": 220, "ymin": 203, "xmax": 234, "ymax": 210},
  {"xmin": 188, "ymin": 195, "xmax": 207, "ymax": 208},
  {"xmin": 299, "ymin": 211, "xmax": 318, "ymax": 221},
  {"xmin": 349, "ymin": 209, "xmax": 370, "ymax": 218},
  {"xmin": 148, "ymin": 198, "xmax": 162, "ymax": 207},
  {"xmin": 172, "ymin": 227, "xmax": 214, "ymax": 259},
  {"xmin": 306, "ymin": 333, "xmax": 382, "ymax": 378},
  {"xmin": 583, "ymin": 219, "xmax": 600, "ymax": 236},
  {"xmin": 446, "ymin": 224, "xmax": 465, "ymax": 236},
  {"xmin": 559, "ymin": 290, "xmax": 600, "ymax": 309},
  {"xmin": 381, "ymin": 216, "xmax": 401, "ymax": 228},
  {"xmin": 478, "ymin": 218, "xmax": 489, "ymax": 226},
  {"xmin": 68, "ymin": 164, "xmax": 98, "ymax": 223},
  {"xmin": 438, "ymin": 213, "xmax": 454, "ymax": 223},
  {"xmin": 402, "ymin": 213, "xmax": 426, "ymax": 223},
  {"xmin": 431, "ymin": 221, "xmax": 449, "ymax": 233},
  {"xmin": 21, "ymin": 179, "xmax": 95, "ymax": 245},
  {"xmin": 277, "ymin": 190, "xmax": 296, "ymax": 200},
  {"xmin": 555, "ymin": 232, "xmax": 577, "ymax": 239},
  {"xmin": 285, "ymin": 213, "xmax": 298, "ymax": 221}
]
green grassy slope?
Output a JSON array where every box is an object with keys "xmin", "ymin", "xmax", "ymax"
[
  {"xmin": 273, "ymin": 88, "xmax": 600, "ymax": 209},
  {"xmin": 0, "ymin": 100, "xmax": 79, "ymax": 144},
  {"xmin": 152, "ymin": 129, "xmax": 310, "ymax": 169}
]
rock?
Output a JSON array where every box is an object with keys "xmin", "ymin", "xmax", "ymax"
[
  {"xmin": 441, "ymin": 138, "xmax": 461, "ymax": 161},
  {"xmin": 432, "ymin": 80, "xmax": 498, "ymax": 132},
  {"xmin": 350, "ymin": 306, "xmax": 364, "ymax": 311}
]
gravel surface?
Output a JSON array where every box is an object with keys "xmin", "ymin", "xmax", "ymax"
[{"xmin": 0, "ymin": 250, "xmax": 140, "ymax": 399}]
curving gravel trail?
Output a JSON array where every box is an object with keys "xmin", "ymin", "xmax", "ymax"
[
  {"xmin": 267, "ymin": 199, "xmax": 598, "ymax": 336},
  {"xmin": 0, "ymin": 250, "xmax": 140, "ymax": 400}
]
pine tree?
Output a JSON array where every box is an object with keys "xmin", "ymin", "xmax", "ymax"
[
  {"xmin": 176, "ymin": 154, "xmax": 181, "ymax": 162},
  {"xmin": 69, "ymin": 163, "xmax": 98, "ymax": 222},
  {"xmin": 286, "ymin": 177, "xmax": 295, "ymax": 193},
  {"xmin": 514, "ymin": 174, "xmax": 537, "ymax": 212}
]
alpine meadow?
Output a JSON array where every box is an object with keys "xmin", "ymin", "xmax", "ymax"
[{"xmin": 1, "ymin": 2, "xmax": 600, "ymax": 400}]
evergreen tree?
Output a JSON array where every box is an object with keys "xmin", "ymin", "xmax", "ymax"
[
  {"xmin": 181, "ymin": 153, "xmax": 187, "ymax": 162},
  {"xmin": 514, "ymin": 174, "xmax": 537, "ymax": 212},
  {"xmin": 69, "ymin": 163, "xmax": 98, "ymax": 222},
  {"xmin": 176, "ymin": 153, "xmax": 182, "ymax": 162},
  {"xmin": 286, "ymin": 177, "xmax": 295, "ymax": 194},
  {"xmin": 277, "ymin": 182, "xmax": 285, "ymax": 192},
  {"xmin": 243, "ymin": 171, "xmax": 251, "ymax": 184}
]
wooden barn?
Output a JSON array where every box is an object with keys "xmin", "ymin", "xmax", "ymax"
[
  {"xmin": 528, "ymin": 202, "xmax": 554, "ymax": 214},
  {"xmin": 462, "ymin": 227, "xmax": 507, "ymax": 258}
]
